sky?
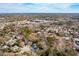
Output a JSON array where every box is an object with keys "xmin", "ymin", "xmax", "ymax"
[{"xmin": 0, "ymin": 3, "xmax": 79, "ymax": 13}]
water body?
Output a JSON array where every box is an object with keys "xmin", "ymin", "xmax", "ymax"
[{"xmin": 0, "ymin": 13, "xmax": 79, "ymax": 16}]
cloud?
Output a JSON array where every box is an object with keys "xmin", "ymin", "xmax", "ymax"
[
  {"xmin": 0, "ymin": 3, "xmax": 79, "ymax": 13},
  {"xmin": 48, "ymin": 4, "xmax": 71, "ymax": 9}
]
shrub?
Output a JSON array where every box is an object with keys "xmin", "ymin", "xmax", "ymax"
[
  {"xmin": 22, "ymin": 28, "xmax": 32, "ymax": 39},
  {"xmin": 48, "ymin": 48, "xmax": 65, "ymax": 56},
  {"xmin": 47, "ymin": 36, "xmax": 56, "ymax": 46}
]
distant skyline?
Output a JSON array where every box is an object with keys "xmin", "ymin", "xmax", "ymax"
[{"xmin": 0, "ymin": 3, "xmax": 79, "ymax": 13}]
